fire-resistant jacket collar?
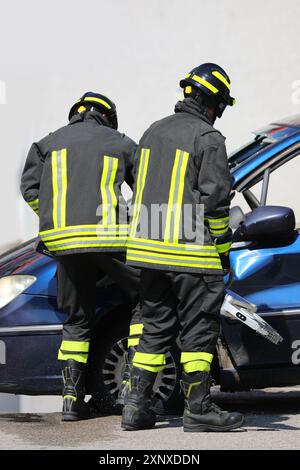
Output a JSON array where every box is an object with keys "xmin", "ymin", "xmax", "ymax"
[
  {"xmin": 174, "ymin": 97, "xmax": 212, "ymax": 126},
  {"xmin": 68, "ymin": 110, "xmax": 108, "ymax": 127}
]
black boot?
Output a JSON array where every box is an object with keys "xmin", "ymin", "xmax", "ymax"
[
  {"xmin": 121, "ymin": 366, "xmax": 157, "ymax": 431},
  {"xmin": 116, "ymin": 347, "xmax": 136, "ymax": 407},
  {"xmin": 181, "ymin": 371, "xmax": 244, "ymax": 432},
  {"xmin": 62, "ymin": 359, "xmax": 92, "ymax": 422}
]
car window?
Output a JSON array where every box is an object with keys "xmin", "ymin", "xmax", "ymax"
[{"xmin": 251, "ymin": 155, "xmax": 300, "ymax": 223}]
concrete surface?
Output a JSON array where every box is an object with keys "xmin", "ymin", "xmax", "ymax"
[{"xmin": 1, "ymin": 386, "xmax": 300, "ymax": 450}]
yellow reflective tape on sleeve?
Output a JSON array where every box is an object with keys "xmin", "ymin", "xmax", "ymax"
[
  {"xmin": 58, "ymin": 350, "xmax": 88, "ymax": 364},
  {"xmin": 180, "ymin": 351, "xmax": 214, "ymax": 364},
  {"xmin": 183, "ymin": 360, "xmax": 211, "ymax": 373},
  {"xmin": 60, "ymin": 340, "xmax": 90, "ymax": 353},
  {"xmin": 215, "ymin": 241, "xmax": 232, "ymax": 253},
  {"xmin": 184, "ymin": 73, "xmax": 191, "ymax": 79},
  {"xmin": 212, "ymin": 71, "xmax": 231, "ymax": 90},
  {"xmin": 129, "ymin": 323, "xmax": 144, "ymax": 336},
  {"xmin": 52, "ymin": 151, "xmax": 58, "ymax": 228},
  {"xmin": 133, "ymin": 352, "xmax": 166, "ymax": 366},
  {"xmin": 206, "ymin": 216, "xmax": 230, "ymax": 227},
  {"xmin": 130, "ymin": 148, "xmax": 150, "ymax": 237},
  {"xmin": 191, "ymin": 75, "xmax": 218, "ymax": 93},
  {"xmin": 209, "ymin": 227, "xmax": 229, "ymax": 235},
  {"xmin": 28, "ymin": 198, "xmax": 39, "ymax": 208},
  {"xmin": 83, "ymin": 96, "xmax": 112, "ymax": 109}
]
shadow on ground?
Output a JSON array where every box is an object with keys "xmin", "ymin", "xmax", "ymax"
[{"xmin": 1, "ymin": 387, "xmax": 300, "ymax": 447}]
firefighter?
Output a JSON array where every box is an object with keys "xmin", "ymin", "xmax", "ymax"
[
  {"xmin": 122, "ymin": 64, "xmax": 244, "ymax": 432},
  {"xmin": 21, "ymin": 92, "xmax": 140, "ymax": 421}
]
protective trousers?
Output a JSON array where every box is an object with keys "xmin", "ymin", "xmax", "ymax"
[
  {"xmin": 56, "ymin": 252, "xmax": 140, "ymax": 364},
  {"xmin": 132, "ymin": 268, "xmax": 225, "ymax": 374}
]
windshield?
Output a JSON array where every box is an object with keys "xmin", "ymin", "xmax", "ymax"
[{"xmin": 228, "ymin": 137, "xmax": 270, "ymax": 171}]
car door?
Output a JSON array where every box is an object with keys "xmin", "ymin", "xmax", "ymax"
[{"xmin": 222, "ymin": 148, "xmax": 300, "ymax": 376}]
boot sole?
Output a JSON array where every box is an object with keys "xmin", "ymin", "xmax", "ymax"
[
  {"xmin": 121, "ymin": 405, "xmax": 156, "ymax": 431},
  {"xmin": 121, "ymin": 423, "xmax": 155, "ymax": 431},
  {"xmin": 184, "ymin": 416, "xmax": 245, "ymax": 432},
  {"xmin": 62, "ymin": 411, "xmax": 94, "ymax": 422},
  {"xmin": 62, "ymin": 412, "xmax": 82, "ymax": 422}
]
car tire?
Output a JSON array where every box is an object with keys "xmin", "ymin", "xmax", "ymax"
[{"xmin": 86, "ymin": 308, "xmax": 183, "ymax": 416}]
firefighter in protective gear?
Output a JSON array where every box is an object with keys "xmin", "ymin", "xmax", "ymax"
[
  {"xmin": 122, "ymin": 64, "xmax": 244, "ymax": 432},
  {"xmin": 21, "ymin": 91, "xmax": 140, "ymax": 421}
]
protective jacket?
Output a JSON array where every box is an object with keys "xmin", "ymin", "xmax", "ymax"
[
  {"xmin": 21, "ymin": 111, "xmax": 136, "ymax": 255},
  {"xmin": 127, "ymin": 98, "xmax": 232, "ymax": 274}
]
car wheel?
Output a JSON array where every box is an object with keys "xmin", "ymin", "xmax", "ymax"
[{"xmin": 86, "ymin": 311, "xmax": 183, "ymax": 415}]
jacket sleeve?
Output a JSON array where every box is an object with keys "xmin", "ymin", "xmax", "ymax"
[
  {"xmin": 197, "ymin": 132, "xmax": 232, "ymax": 254},
  {"xmin": 123, "ymin": 136, "xmax": 137, "ymax": 190},
  {"xmin": 20, "ymin": 143, "xmax": 45, "ymax": 215}
]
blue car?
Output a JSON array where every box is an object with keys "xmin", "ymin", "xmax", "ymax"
[{"xmin": 1, "ymin": 114, "xmax": 300, "ymax": 414}]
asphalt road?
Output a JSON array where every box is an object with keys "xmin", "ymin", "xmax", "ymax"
[{"xmin": 1, "ymin": 386, "xmax": 300, "ymax": 450}]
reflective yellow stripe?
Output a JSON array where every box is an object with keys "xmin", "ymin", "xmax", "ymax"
[
  {"xmin": 133, "ymin": 352, "xmax": 166, "ymax": 366},
  {"xmin": 181, "ymin": 352, "xmax": 214, "ymax": 364},
  {"xmin": 58, "ymin": 351, "xmax": 88, "ymax": 364},
  {"xmin": 133, "ymin": 363, "xmax": 165, "ymax": 373},
  {"xmin": 63, "ymin": 395, "xmax": 77, "ymax": 401},
  {"xmin": 128, "ymin": 337, "xmax": 140, "ymax": 347},
  {"xmin": 127, "ymin": 249, "xmax": 222, "ymax": 269},
  {"xmin": 60, "ymin": 149, "xmax": 67, "ymax": 227},
  {"xmin": 28, "ymin": 198, "xmax": 39, "ymax": 208},
  {"xmin": 100, "ymin": 157, "xmax": 109, "ymax": 226},
  {"xmin": 108, "ymin": 157, "xmax": 118, "ymax": 225},
  {"xmin": 128, "ymin": 242, "xmax": 218, "ymax": 257},
  {"xmin": 183, "ymin": 360, "xmax": 211, "ymax": 373},
  {"xmin": 60, "ymin": 340, "xmax": 90, "ymax": 353},
  {"xmin": 129, "ymin": 323, "xmax": 144, "ymax": 336},
  {"xmin": 40, "ymin": 224, "xmax": 129, "ymax": 239},
  {"xmin": 215, "ymin": 241, "xmax": 232, "ymax": 253},
  {"xmin": 46, "ymin": 236, "xmax": 127, "ymax": 246},
  {"xmin": 206, "ymin": 216, "xmax": 230, "ymax": 227},
  {"xmin": 45, "ymin": 238, "xmax": 127, "ymax": 251},
  {"xmin": 192, "ymin": 74, "xmax": 218, "ymax": 93},
  {"xmin": 184, "ymin": 73, "xmax": 191, "ymax": 79},
  {"xmin": 172, "ymin": 151, "xmax": 189, "ymax": 242},
  {"xmin": 128, "ymin": 236, "xmax": 216, "ymax": 250},
  {"xmin": 164, "ymin": 150, "xmax": 189, "ymax": 243},
  {"xmin": 130, "ymin": 148, "xmax": 150, "ymax": 237},
  {"xmin": 209, "ymin": 227, "xmax": 229, "ymax": 235},
  {"xmin": 127, "ymin": 255, "xmax": 222, "ymax": 270},
  {"xmin": 164, "ymin": 150, "xmax": 180, "ymax": 242},
  {"xmin": 83, "ymin": 96, "xmax": 111, "ymax": 109},
  {"xmin": 52, "ymin": 151, "xmax": 58, "ymax": 228},
  {"xmin": 212, "ymin": 71, "xmax": 231, "ymax": 90},
  {"xmin": 52, "ymin": 149, "xmax": 68, "ymax": 229},
  {"xmin": 100, "ymin": 156, "xmax": 119, "ymax": 226}
]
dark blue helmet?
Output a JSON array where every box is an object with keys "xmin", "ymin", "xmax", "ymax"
[
  {"xmin": 69, "ymin": 92, "xmax": 118, "ymax": 129},
  {"xmin": 180, "ymin": 63, "xmax": 236, "ymax": 117}
]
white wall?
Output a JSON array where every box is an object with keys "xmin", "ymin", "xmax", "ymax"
[{"xmin": 0, "ymin": 0, "xmax": 300, "ymax": 410}]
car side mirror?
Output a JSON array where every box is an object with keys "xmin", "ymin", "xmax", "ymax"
[{"xmin": 240, "ymin": 205, "xmax": 296, "ymax": 241}]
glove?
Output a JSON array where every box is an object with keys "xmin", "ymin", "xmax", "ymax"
[{"xmin": 219, "ymin": 251, "xmax": 231, "ymax": 273}]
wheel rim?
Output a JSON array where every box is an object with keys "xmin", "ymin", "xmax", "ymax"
[{"xmin": 102, "ymin": 337, "xmax": 177, "ymax": 403}]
